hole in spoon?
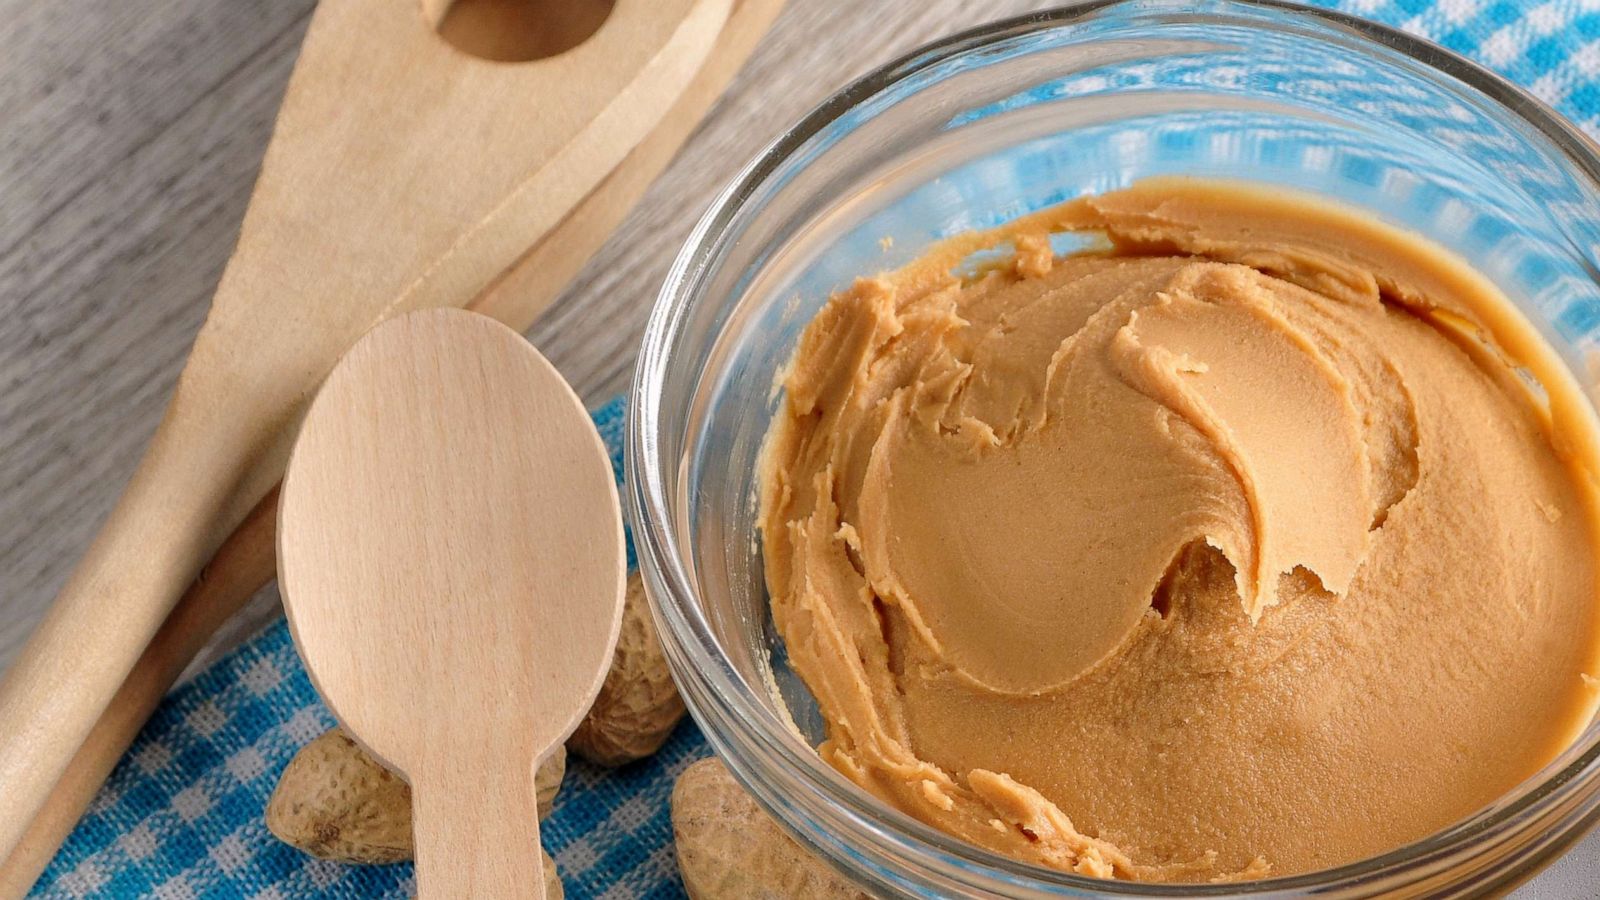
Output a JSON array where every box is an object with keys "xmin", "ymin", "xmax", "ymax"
[{"xmin": 425, "ymin": 0, "xmax": 615, "ymax": 62}]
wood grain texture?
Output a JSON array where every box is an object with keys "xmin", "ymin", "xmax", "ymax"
[
  {"xmin": 5, "ymin": 1, "xmax": 1591, "ymax": 894},
  {"xmin": 279, "ymin": 309, "xmax": 623, "ymax": 900},
  {"xmin": 0, "ymin": 0, "xmax": 1046, "ymax": 683},
  {"xmin": 0, "ymin": 490, "xmax": 278, "ymax": 899},
  {"xmin": 0, "ymin": 1, "xmax": 782, "ymax": 885},
  {"xmin": 0, "ymin": 0, "xmax": 733, "ymax": 864}
]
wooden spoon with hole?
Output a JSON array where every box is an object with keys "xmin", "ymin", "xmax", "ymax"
[
  {"xmin": 279, "ymin": 309, "xmax": 624, "ymax": 897},
  {"xmin": 0, "ymin": 0, "xmax": 733, "ymax": 860}
]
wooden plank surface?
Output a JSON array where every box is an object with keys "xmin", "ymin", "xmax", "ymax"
[
  {"xmin": 0, "ymin": 0, "xmax": 1042, "ymax": 674},
  {"xmin": 1, "ymin": 0, "xmax": 1594, "ymax": 894}
]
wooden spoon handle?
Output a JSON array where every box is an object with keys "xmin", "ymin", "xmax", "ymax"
[
  {"xmin": 0, "ymin": 489, "xmax": 280, "ymax": 900},
  {"xmin": 412, "ymin": 759, "xmax": 546, "ymax": 899},
  {"xmin": 0, "ymin": 388, "xmax": 261, "ymax": 863}
]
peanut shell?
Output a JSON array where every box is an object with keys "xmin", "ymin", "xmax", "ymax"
[
  {"xmin": 670, "ymin": 757, "xmax": 867, "ymax": 899},
  {"xmin": 265, "ymin": 727, "xmax": 565, "ymax": 863},
  {"xmin": 568, "ymin": 571, "xmax": 686, "ymax": 766}
]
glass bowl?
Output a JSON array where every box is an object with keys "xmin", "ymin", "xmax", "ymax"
[{"xmin": 628, "ymin": 1, "xmax": 1600, "ymax": 896}]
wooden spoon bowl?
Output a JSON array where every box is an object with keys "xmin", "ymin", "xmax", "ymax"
[{"xmin": 278, "ymin": 309, "xmax": 624, "ymax": 897}]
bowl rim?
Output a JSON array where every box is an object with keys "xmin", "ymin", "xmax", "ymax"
[{"xmin": 628, "ymin": 0, "xmax": 1600, "ymax": 894}]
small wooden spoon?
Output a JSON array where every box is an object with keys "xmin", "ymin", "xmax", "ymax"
[{"xmin": 277, "ymin": 309, "xmax": 624, "ymax": 897}]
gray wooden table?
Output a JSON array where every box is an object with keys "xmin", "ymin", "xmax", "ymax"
[{"xmin": 1, "ymin": 0, "xmax": 1594, "ymax": 894}]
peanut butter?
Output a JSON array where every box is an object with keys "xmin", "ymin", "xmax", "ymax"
[{"xmin": 758, "ymin": 179, "xmax": 1600, "ymax": 880}]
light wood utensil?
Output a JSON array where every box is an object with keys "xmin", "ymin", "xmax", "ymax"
[
  {"xmin": 278, "ymin": 309, "xmax": 624, "ymax": 898},
  {"xmin": 0, "ymin": 0, "xmax": 739, "ymax": 862},
  {"xmin": 0, "ymin": 0, "xmax": 785, "ymax": 888}
]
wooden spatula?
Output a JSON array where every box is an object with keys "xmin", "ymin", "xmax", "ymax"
[
  {"xmin": 0, "ymin": 0, "xmax": 731, "ymax": 859},
  {"xmin": 278, "ymin": 309, "xmax": 624, "ymax": 897}
]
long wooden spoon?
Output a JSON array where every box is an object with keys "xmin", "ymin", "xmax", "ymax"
[
  {"xmin": 279, "ymin": 309, "xmax": 624, "ymax": 897},
  {"xmin": 0, "ymin": 0, "xmax": 733, "ymax": 860}
]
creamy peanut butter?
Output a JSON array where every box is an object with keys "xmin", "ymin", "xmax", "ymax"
[{"xmin": 758, "ymin": 179, "xmax": 1600, "ymax": 881}]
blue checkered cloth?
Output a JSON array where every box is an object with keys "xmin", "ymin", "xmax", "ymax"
[{"xmin": 31, "ymin": 2, "xmax": 1600, "ymax": 896}]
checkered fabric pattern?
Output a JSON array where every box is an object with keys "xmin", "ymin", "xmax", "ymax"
[
  {"xmin": 1346, "ymin": 0, "xmax": 1600, "ymax": 129},
  {"xmin": 30, "ymin": 2, "xmax": 1600, "ymax": 897}
]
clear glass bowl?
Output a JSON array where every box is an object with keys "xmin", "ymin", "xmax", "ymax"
[{"xmin": 628, "ymin": 2, "xmax": 1600, "ymax": 896}]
